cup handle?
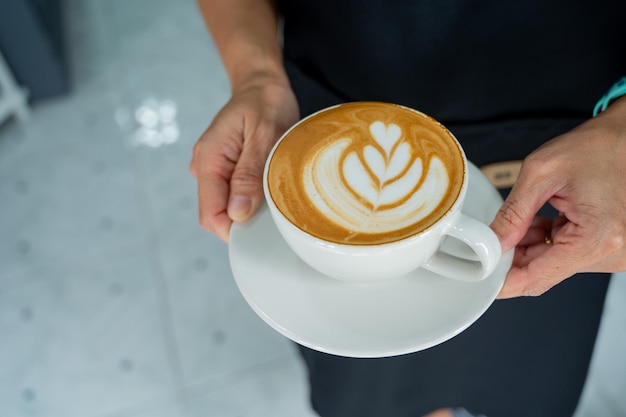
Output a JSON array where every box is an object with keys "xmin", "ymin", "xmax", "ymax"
[{"xmin": 422, "ymin": 214, "xmax": 502, "ymax": 282}]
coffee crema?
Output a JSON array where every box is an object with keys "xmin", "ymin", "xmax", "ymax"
[{"xmin": 267, "ymin": 102, "xmax": 465, "ymax": 245}]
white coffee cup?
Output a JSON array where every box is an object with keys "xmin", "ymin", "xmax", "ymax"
[{"xmin": 263, "ymin": 102, "xmax": 501, "ymax": 282}]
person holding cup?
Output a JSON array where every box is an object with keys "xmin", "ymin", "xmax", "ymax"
[{"xmin": 190, "ymin": 0, "xmax": 626, "ymax": 416}]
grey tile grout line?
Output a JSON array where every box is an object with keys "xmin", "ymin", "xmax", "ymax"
[
  {"xmin": 133, "ymin": 150, "xmax": 192, "ymax": 417},
  {"xmin": 105, "ymin": 3, "xmax": 191, "ymax": 417},
  {"xmin": 90, "ymin": 383, "xmax": 194, "ymax": 417},
  {"xmin": 182, "ymin": 351, "xmax": 302, "ymax": 393}
]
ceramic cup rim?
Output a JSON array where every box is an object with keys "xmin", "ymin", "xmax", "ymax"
[{"xmin": 263, "ymin": 101, "xmax": 468, "ymax": 249}]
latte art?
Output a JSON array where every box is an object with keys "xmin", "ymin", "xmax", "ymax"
[
  {"xmin": 267, "ymin": 102, "xmax": 464, "ymax": 245},
  {"xmin": 303, "ymin": 122, "xmax": 449, "ymax": 236}
]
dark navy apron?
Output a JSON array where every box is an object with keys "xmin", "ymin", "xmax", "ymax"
[{"xmin": 277, "ymin": 1, "xmax": 624, "ymax": 415}]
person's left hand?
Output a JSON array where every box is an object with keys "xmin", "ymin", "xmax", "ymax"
[{"xmin": 490, "ymin": 97, "xmax": 626, "ymax": 298}]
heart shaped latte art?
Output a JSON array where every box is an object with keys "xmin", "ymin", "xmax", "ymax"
[{"xmin": 303, "ymin": 121, "xmax": 449, "ymax": 236}]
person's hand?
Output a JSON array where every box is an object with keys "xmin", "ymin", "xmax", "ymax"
[
  {"xmin": 422, "ymin": 408, "xmax": 456, "ymax": 417},
  {"xmin": 190, "ymin": 74, "xmax": 299, "ymax": 241},
  {"xmin": 490, "ymin": 98, "xmax": 626, "ymax": 298}
]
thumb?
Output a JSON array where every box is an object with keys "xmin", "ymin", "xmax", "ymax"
[
  {"xmin": 490, "ymin": 167, "xmax": 556, "ymax": 252},
  {"xmin": 227, "ymin": 145, "xmax": 267, "ymax": 223}
]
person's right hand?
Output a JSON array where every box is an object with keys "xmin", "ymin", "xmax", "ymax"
[{"xmin": 190, "ymin": 73, "xmax": 299, "ymax": 241}]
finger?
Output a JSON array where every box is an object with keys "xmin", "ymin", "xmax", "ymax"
[
  {"xmin": 189, "ymin": 153, "xmax": 199, "ymax": 178},
  {"xmin": 198, "ymin": 170, "xmax": 232, "ymax": 242},
  {"xmin": 227, "ymin": 136, "xmax": 272, "ymax": 223},
  {"xmin": 530, "ymin": 216, "xmax": 553, "ymax": 228},
  {"xmin": 490, "ymin": 160, "xmax": 561, "ymax": 252},
  {"xmin": 512, "ymin": 216, "xmax": 565, "ymax": 269},
  {"xmin": 551, "ymin": 213, "xmax": 569, "ymax": 233},
  {"xmin": 512, "ymin": 240, "xmax": 552, "ymax": 268},
  {"xmin": 192, "ymin": 140, "xmax": 237, "ymax": 242},
  {"xmin": 497, "ymin": 242, "xmax": 579, "ymax": 298},
  {"xmin": 518, "ymin": 225, "xmax": 550, "ymax": 246},
  {"xmin": 421, "ymin": 409, "xmax": 455, "ymax": 417},
  {"xmin": 517, "ymin": 217, "xmax": 552, "ymax": 246}
]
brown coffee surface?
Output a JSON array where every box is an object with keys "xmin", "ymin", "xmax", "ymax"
[{"xmin": 267, "ymin": 102, "xmax": 464, "ymax": 245}]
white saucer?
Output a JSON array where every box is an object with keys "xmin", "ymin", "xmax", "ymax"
[{"xmin": 229, "ymin": 163, "xmax": 514, "ymax": 358}]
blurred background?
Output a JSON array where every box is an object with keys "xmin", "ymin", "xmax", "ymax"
[{"xmin": 0, "ymin": 0, "xmax": 625, "ymax": 416}]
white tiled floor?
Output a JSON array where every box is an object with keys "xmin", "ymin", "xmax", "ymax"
[
  {"xmin": 0, "ymin": 1, "xmax": 313, "ymax": 416},
  {"xmin": 0, "ymin": 1, "xmax": 624, "ymax": 416}
]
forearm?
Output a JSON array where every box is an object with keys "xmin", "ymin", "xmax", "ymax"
[{"xmin": 197, "ymin": 0, "xmax": 287, "ymax": 90}]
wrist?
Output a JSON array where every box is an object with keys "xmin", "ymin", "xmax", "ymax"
[
  {"xmin": 222, "ymin": 31, "xmax": 288, "ymax": 90},
  {"xmin": 586, "ymin": 94, "xmax": 626, "ymax": 151},
  {"xmin": 229, "ymin": 65, "xmax": 291, "ymax": 98},
  {"xmin": 595, "ymin": 94, "xmax": 626, "ymax": 127}
]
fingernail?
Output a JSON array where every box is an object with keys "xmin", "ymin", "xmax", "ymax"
[{"xmin": 227, "ymin": 195, "xmax": 252, "ymax": 221}]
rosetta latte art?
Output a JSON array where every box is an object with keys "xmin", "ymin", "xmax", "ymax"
[{"xmin": 303, "ymin": 121, "xmax": 449, "ymax": 236}]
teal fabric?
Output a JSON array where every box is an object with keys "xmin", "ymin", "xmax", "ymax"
[{"xmin": 594, "ymin": 77, "xmax": 626, "ymax": 116}]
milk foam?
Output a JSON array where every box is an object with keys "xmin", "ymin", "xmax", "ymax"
[{"xmin": 303, "ymin": 121, "xmax": 449, "ymax": 235}]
